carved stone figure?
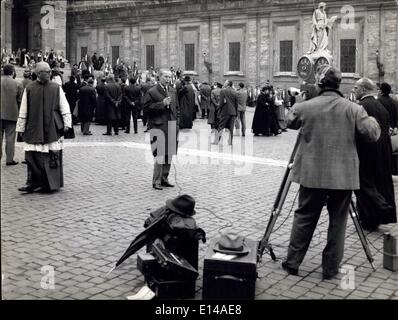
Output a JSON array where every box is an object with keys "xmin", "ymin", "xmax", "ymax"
[{"xmin": 307, "ymin": 2, "xmax": 337, "ymax": 54}]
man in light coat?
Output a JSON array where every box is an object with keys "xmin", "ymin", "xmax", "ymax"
[
  {"xmin": 1, "ymin": 64, "xmax": 23, "ymax": 165},
  {"xmin": 282, "ymin": 66, "xmax": 380, "ymax": 280}
]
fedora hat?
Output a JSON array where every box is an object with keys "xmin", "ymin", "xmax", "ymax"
[
  {"xmin": 165, "ymin": 194, "xmax": 196, "ymax": 216},
  {"xmin": 213, "ymin": 233, "xmax": 250, "ymax": 256},
  {"xmin": 183, "ymin": 75, "xmax": 192, "ymax": 82}
]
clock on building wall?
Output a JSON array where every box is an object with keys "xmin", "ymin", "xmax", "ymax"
[
  {"xmin": 297, "ymin": 55, "xmax": 312, "ymax": 81},
  {"xmin": 314, "ymin": 56, "xmax": 330, "ymax": 73}
]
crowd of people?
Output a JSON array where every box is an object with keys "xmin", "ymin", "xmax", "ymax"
[{"xmin": 2, "ymin": 48, "xmax": 67, "ymax": 70}]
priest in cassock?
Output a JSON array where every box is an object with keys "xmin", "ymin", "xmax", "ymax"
[
  {"xmin": 16, "ymin": 62, "xmax": 72, "ymax": 193},
  {"xmin": 352, "ymin": 78, "xmax": 397, "ymax": 230}
]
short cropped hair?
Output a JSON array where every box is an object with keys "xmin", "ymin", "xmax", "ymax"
[{"xmin": 3, "ymin": 64, "xmax": 15, "ymax": 76}]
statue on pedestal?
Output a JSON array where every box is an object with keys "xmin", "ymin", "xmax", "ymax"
[{"xmin": 307, "ymin": 2, "xmax": 337, "ymax": 55}]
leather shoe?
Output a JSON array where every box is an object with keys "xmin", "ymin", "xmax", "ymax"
[
  {"xmin": 18, "ymin": 185, "xmax": 36, "ymax": 193},
  {"xmin": 281, "ymin": 261, "xmax": 298, "ymax": 276},
  {"xmin": 152, "ymin": 184, "xmax": 163, "ymax": 190},
  {"xmin": 103, "ymin": 132, "xmax": 112, "ymax": 136},
  {"xmin": 6, "ymin": 160, "xmax": 19, "ymax": 166},
  {"xmin": 83, "ymin": 132, "xmax": 92, "ymax": 135},
  {"xmin": 161, "ymin": 181, "xmax": 174, "ymax": 188},
  {"xmin": 36, "ymin": 187, "xmax": 54, "ymax": 194},
  {"xmin": 322, "ymin": 270, "xmax": 338, "ymax": 280}
]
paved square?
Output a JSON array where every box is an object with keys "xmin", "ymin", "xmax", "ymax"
[{"xmin": 1, "ymin": 111, "xmax": 397, "ymax": 300}]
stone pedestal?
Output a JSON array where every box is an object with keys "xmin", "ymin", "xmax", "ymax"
[{"xmin": 297, "ymin": 50, "xmax": 333, "ymax": 83}]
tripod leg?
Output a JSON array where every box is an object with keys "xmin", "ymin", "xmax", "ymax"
[
  {"xmin": 257, "ymin": 174, "xmax": 293, "ymax": 262},
  {"xmin": 349, "ymin": 201, "xmax": 376, "ymax": 271},
  {"xmin": 257, "ymin": 135, "xmax": 301, "ymax": 263}
]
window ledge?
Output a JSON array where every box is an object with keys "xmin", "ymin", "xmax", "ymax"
[
  {"xmin": 183, "ymin": 71, "xmax": 198, "ymax": 76},
  {"xmin": 274, "ymin": 72, "xmax": 298, "ymax": 77},
  {"xmin": 224, "ymin": 71, "xmax": 244, "ymax": 76},
  {"xmin": 342, "ymin": 73, "xmax": 360, "ymax": 79}
]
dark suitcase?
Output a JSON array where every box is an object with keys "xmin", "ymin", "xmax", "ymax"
[
  {"xmin": 138, "ymin": 250, "xmax": 198, "ymax": 299},
  {"xmin": 146, "ymin": 273, "xmax": 196, "ymax": 299},
  {"xmin": 137, "ymin": 252, "xmax": 157, "ymax": 275},
  {"xmin": 202, "ymin": 238, "xmax": 258, "ymax": 300}
]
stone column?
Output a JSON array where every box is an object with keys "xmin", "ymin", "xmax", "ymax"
[
  {"xmin": 98, "ymin": 27, "xmax": 105, "ymax": 55},
  {"xmin": 210, "ymin": 17, "xmax": 221, "ymax": 79},
  {"xmin": 200, "ymin": 18, "xmax": 210, "ymax": 81},
  {"xmin": 258, "ymin": 15, "xmax": 270, "ymax": 85},
  {"xmin": 89, "ymin": 28, "xmax": 98, "ymax": 55},
  {"xmin": 1, "ymin": 0, "xmax": 13, "ymax": 53},
  {"xmin": 54, "ymin": 0, "xmax": 66, "ymax": 54},
  {"xmin": 131, "ymin": 25, "xmax": 140, "ymax": 68},
  {"xmin": 365, "ymin": 10, "xmax": 380, "ymax": 81},
  {"xmin": 159, "ymin": 23, "xmax": 168, "ymax": 68},
  {"xmin": 33, "ymin": 0, "xmax": 67, "ymax": 54},
  {"xmin": 168, "ymin": 21, "xmax": 177, "ymax": 70},
  {"xmin": 122, "ymin": 25, "xmax": 130, "ymax": 63},
  {"xmin": 382, "ymin": 9, "xmax": 398, "ymax": 88},
  {"xmin": 246, "ymin": 15, "xmax": 257, "ymax": 86}
]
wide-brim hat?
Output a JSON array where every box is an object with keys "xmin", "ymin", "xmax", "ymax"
[
  {"xmin": 165, "ymin": 194, "xmax": 196, "ymax": 216},
  {"xmin": 183, "ymin": 75, "xmax": 192, "ymax": 82},
  {"xmin": 213, "ymin": 233, "xmax": 250, "ymax": 256}
]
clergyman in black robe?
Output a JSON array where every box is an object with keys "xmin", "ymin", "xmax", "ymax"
[
  {"xmin": 353, "ymin": 78, "xmax": 397, "ymax": 230},
  {"xmin": 252, "ymin": 86, "xmax": 280, "ymax": 136}
]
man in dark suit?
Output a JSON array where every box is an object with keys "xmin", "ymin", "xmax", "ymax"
[
  {"xmin": 141, "ymin": 76, "xmax": 156, "ymax": 131},
  {"xmin": 215, "ymin": 80, "xmax": 238, "ymax": 145},
  {"xmin": 103, "ymin": 75, "xmax": 122, "ymax": 135},
  {"xmin": 199, "ymin": 81, "xmax": 212, "ymax": 119},
  {"xmin": 282, "ymin": 66, "xmax": 381, "ymax": 280},
  {"xmin": 143, "ymin": 69, "xmax": 178, "ymax": 190},
  {"xmin": 97, "ymin": 54, "xmax": 105, "ymax": 71},
  {"xmin": 91, "ymin": 53, "xmax": 99, "ymax": 71},
  {"xmin": 123, "ymin": 77, "xmax": 142, "ymax": 134},
  {"xmin": 78, "ymin": 78, "xmax": 97, "ymax": 135},
  {"xmin": 63, "ymin": 76, "xmax": 79, "ymax": 125}
]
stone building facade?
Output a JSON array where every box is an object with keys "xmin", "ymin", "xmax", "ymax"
[{"xmin": 3, "ymin": 0, "xmax": 398, "ymax": 93}]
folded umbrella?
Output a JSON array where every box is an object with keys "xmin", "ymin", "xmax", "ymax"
[{"xmin": 113, "ymin": 213, "xmax": 168, "ymax": 270}]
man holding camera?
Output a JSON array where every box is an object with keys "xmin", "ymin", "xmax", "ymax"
[
  {"xmin": 143, "ymin": 69, "xmax": 178, "ymax": 190},
  {"xmin": 282, "ymin": 66, "xmax": 380, "ymax": 280}
]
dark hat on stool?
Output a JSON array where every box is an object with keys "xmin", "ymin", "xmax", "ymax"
[
  {"xmin": 166, "ymin": 194, "xmax": 196, "ymax": 216},
  {"xmin": 213, "ymin": 233, "xmax": 250, "ymax": 255},
  {"xmin": 380, "ymin": 82, "xmax": 392, "ymax": 95}
]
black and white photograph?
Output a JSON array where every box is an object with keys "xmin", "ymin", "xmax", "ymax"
[{"xmin": 1, "ymin": 0, "xmax": 397, "ymax": 310}]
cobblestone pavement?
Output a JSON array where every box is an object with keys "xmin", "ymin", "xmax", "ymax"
[{"xmin": 1, "ymin": 109, "xmax": 398, "ymax": 300}]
